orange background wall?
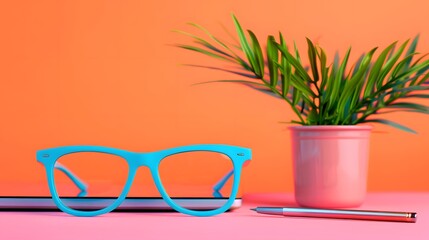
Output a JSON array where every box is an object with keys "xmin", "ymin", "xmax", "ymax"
[{"xmin": 1, "ymin": 0, "xmax": 428, "ymax": 195}]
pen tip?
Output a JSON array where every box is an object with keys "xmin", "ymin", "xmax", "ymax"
[{"xmin": 250, "ymin": 208, "xmax": 257, "ymax": 212}]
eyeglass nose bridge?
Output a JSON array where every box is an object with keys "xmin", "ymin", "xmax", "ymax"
[{"xmin": 131, "ymin": 152, "xmax": 158, "ymax": 169}]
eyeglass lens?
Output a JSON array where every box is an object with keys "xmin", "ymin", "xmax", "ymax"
[
  {"xmin": 158, "ymin": 151, "xmax": 234, "ymax": 210},
  {"xmin": 53, "ymin": 152, "xmax": 129, "ymax": 211}
]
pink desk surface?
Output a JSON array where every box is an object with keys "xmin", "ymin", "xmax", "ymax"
[{"xmin": 0, "ymin": 192, "xmax": 428, "ymax": 240}]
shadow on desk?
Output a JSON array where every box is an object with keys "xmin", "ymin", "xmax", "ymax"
[{"xmin": 243, "ymin": 193, "xmax": 298, "ymax": 207}]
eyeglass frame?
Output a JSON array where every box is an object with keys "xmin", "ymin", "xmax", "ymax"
[{"xmin": 37, "ymin": 144, "xmax": 252, "ymax": 217}]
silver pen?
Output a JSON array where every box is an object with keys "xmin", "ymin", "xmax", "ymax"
[{"xmin": 251, "ymin": 207, "xmax": 417, "ymax": 223}]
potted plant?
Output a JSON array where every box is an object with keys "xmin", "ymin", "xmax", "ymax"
[{"xmin": 175, "ymin": 15, "xmax": 429, "ymax": 208}]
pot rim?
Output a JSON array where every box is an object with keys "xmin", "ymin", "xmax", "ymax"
[{"xmin": 288, "ymin": 125, "xmax": 372, "ymax": 131}]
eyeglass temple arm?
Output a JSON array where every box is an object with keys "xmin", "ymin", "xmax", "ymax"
[
  {"xmin": 53, "ymin": 161, "xmax": 240, "ymax": 198},
  {"xmin": 212, "ymin": 169, "xmax": 234, "ymax": 196},
  {"xmin": 54, "ymin": 162, "xmax": 88, "ymax": 197}
]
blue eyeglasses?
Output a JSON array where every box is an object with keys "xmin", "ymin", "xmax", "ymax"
[{"xmin": 37, "ymin": 144, "xmax": 252, "ymax": 217}]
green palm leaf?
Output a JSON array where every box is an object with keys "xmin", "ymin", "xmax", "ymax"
[{"xmin": 176, "ymin": 15, "xmax": 429, "ymax": 132}]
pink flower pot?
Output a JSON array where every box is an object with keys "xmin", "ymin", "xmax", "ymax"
[{"xmin": 289, "ymin": 125, "xmax": 372, "ymax": 208}]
